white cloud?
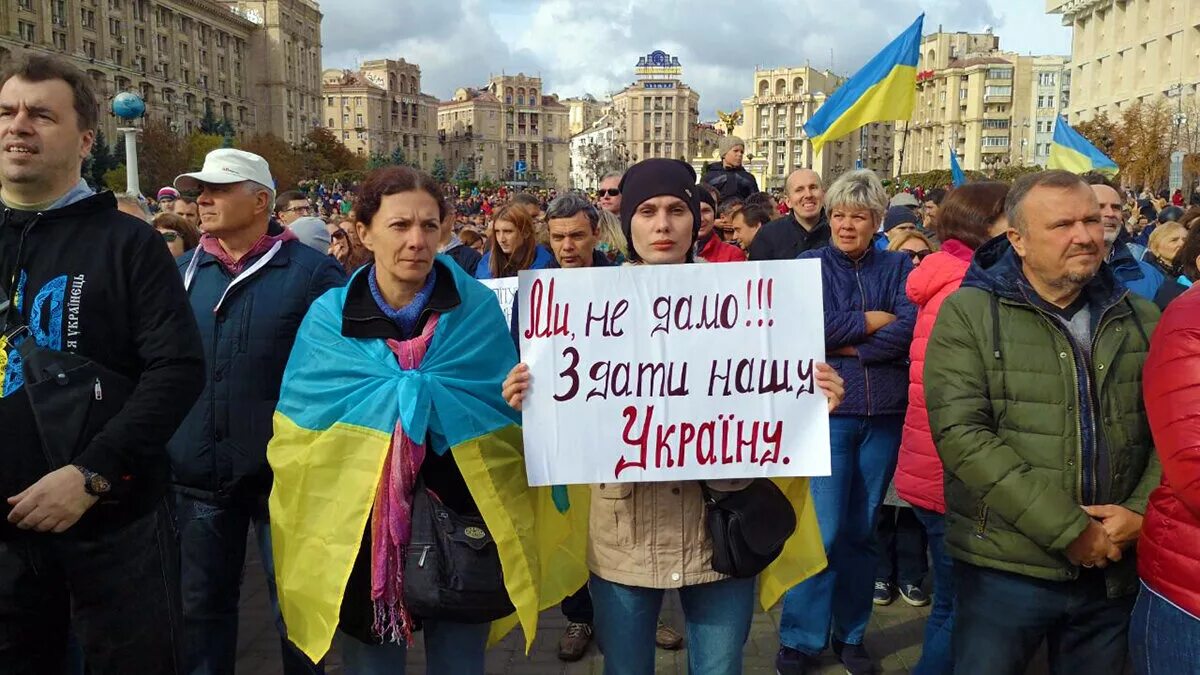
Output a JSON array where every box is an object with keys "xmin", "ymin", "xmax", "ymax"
[{"xmin": 320, "ymin": 0, "xmax": 1071, "ymax": 118}]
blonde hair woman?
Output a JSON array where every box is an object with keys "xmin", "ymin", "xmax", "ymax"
[
  {"xmin": 886, "ymin": 230, "xmax": 938, "ymax": 268},
  {"xmin": 595, "ymin": 209, "xmax": 629, "ymax": 264},
  {"xmin": 1147, "ymin": 221, "xmax": 1187, "ymax": 275}
]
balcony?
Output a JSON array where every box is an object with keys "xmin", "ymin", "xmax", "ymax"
[{"xmin": 984, "ymin": 94, "xmax": 1012, "ymax": 104}]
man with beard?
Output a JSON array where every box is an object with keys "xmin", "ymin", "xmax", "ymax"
[{"xmin": 1082, "ymin": 173, "xmax": 1163, "ymax": 300}]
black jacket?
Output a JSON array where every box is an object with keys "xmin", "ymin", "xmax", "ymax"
[
  {"xmin": 747, "ymin": 211, "xmax": 831, "ymax": 261},
  {"xmin": 0, "ymin": 192, "xmax": 205, "ymax": 537},
  {"xmin": 700, "ymin": 161, "xmax": 759, "ymax": 202},
  {"xmin": 444, "ymin": 242, "xmax": 481, "ymax": 277}
]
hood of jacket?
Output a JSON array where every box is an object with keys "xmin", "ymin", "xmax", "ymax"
[
  {"xmin": 907, "ymin": 240, "xmax": 973, "ymax": 307},
  {"xmin": 962, "ymin": 234, "xmax": 1125, "ymax": 309}
]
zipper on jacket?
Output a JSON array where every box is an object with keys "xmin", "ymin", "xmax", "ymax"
[
  {"xmin": 854, "ymin": 260, "xmax": 872, "ymax": 413},
  {"xmin": 1084, "ymin": 309, "xmax": 1124, "ymax": 504},
  {"xmin": 974, "ymin": 503, "xmax": 989, "ymax": 539}
]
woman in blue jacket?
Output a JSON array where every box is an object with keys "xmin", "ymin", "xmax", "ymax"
[
  {"xmin": 776, "ymin": 170, "xmax": 917, "ymax": 675},
  {"xmin": 475, "ymin": 204, "xmax": 553, "ymax": 279}
]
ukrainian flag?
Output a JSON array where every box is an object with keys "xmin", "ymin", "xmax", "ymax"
[
  {"xmin": 267, "ymin": 258, "xmax": 589, "ymax": 662},
  {"xmin": 1049, "ymin": 115, "xmax": 1118, "ymax": 176},
  {"xmin": 804, "ymin": 14, "xmax": 924, "ymax": 154}
]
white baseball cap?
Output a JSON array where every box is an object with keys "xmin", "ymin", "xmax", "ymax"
[{"xmin": 174, "ymin": 148, "xmax": 275, "ymax": 196}]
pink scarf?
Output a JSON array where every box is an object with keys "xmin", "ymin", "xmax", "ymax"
[{"xmin": 370, "ymin": 314, "xmax": 441, "ymax": 645}]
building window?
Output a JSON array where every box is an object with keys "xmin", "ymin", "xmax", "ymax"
[
  {"xmin": 18, "ymin": 21, "xmax": 36, "ymax": 42},
  {"xmin": 109, "ymin": 17, "xmax": 122, "ymax": 36},
  {"xmin": 982, "ymin": 136, "xmax": 1010, "ymax": 147},
  {"xmin": 983, "ymin": 119, "xmax": 1009, "ymax": 129},
  {"xmin": 355, "ymin": 113, "xmax": 363, "ymax": 126},
  {"xmin": 986, "ymin": 67, "xmax": 1013, "ymax": 80},
  {"xmin": 959, "ymin": 88, "xmax": 968, "ymax": 101},
  {"xmin": 54, "ymin": 31, "xmax": 68, "ymax": 50},
  {"xmin": 1038, "ymin": 95, "xmax": 1056, "ymax": 109},
  {"xmin": 82, "ymin": 40, "xmax": 97, "ymax": 59},
  {"xmin": 52, "ymin": 0, "xmax": 66, "ymax": 25},
  {"xmin": 342, "ymin": 113, "xmax": 349, "ymax": 125},
  {"xmin": 984, "ymin": 85, "xmax": 1012, "ymax": 97},
  {"xmin": 81, "ymin": 9, "xmax": 96, "ymax": 29},
  {"xmin": 1038, "ymin": 72, "xmax": 1057, "ymax": 87}
]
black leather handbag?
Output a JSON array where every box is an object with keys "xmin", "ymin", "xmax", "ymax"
[
  {"xmin": 403, "ymin": 479, "xmax": 514, "ymax": 623},
  {"xmin": 702, "ymin": 479, "xmax": 797, "ymax": 578}
]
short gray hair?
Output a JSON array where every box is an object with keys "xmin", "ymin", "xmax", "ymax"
[
  {"xmin": 546, "ymin": 192, "xmax": 600, "ymax": 230},
  {"xmin": 823, "ymin": 169, "xmax": 887, "ymax": 224},
  {"xmin": 598, "ymin": 171, "xmax": 623, "ymax": 185},
  {"xmin": 1005, "ymin": 170, "xmax": 1088, "ymax": 234}
]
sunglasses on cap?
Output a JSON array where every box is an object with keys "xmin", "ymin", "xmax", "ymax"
[{"xmin": 597, "ymin": 188, "xmax": 621, "ymax": 198}]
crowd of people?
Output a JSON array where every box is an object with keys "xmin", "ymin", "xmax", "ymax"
[{"xmin": 3, "ymin": 54, "xmax": 1200, "ymax": 675}]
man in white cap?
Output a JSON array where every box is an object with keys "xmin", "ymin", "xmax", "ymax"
[{"xmin": 168, "ymin": 148, "xmax": 343, "ymax": 675}]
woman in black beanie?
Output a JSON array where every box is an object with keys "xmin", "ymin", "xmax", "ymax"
[{"xmin": 504, "ymin": 158, "xmax": 844, "ymax": 675}]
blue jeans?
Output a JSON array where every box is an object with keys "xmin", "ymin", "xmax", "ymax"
[
  {"xmin": 338, "ymin": 621, "xmax": 489, "ymax": 674},
  {"xmin": 911, "ymin": 507, "xmax": 953, "ymax": 675},
  {"xmin": 1129, "ymin": 581, "xmax": 1200, "ymax": 675},
  {"xmin": 175, "ymin": 492, "xmax": 322, "ymax": 675},
  {"xmin": 779, "ymin": 414, "xmax": 902, "ymax": 654},
  {"xmin": 590, "ymin": 574, "xmax": 756, "ymax": 675},
  {"xmin": 953, "ymin": 562, "xmax": 1134, "ymax": 675},
  {"xmin": 875, "ymin": 504, "xmax": 927, "ymax": 586}
]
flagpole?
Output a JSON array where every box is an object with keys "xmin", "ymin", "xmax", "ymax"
[{"xmin": 896, "ymin": 121, "xmax": 910, "ymax": 177}]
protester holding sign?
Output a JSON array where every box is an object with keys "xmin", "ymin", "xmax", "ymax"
[
  {"xmin": 504, "ymin": 158, "xmax": 843, "ymax": 675},
  {"xmin": 265, "ymin": 166, "xmax": 588, "ymax": 672},
  {"xmin": 475, "ymin": 204, "xmax": 554, "ymax": 280},
  {"xmin": 777, "ymin": 169, "xmax": 917, "ymax": 675}
]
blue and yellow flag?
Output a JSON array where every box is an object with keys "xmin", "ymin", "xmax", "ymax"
[
  {"xmin": 1049, "ymin": 115, "xmax": 1118, "ymax": 176},
  {"xmin": 804, "ymin": 14, "xmax": 924, "ymax": 154},
  {"xmin": 950, "ymin": 146, "xmax": 966, "ymax": 187},
  {"xmin": 267, "ymin": 258, "xmax": 589, "ymax": 662}
]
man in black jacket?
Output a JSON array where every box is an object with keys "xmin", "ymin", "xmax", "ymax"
[
  {"xmin": 748, "ymin": 168, "xmax": 830, "ymax": 260},
  {"xmin": 0, "ymin": 55, "xmax": 204, "ymax": 673}
]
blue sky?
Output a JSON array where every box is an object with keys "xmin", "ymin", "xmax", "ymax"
[{"xmin": 322, "ymin": 0, "xmax": 1072, "ymax": 120}]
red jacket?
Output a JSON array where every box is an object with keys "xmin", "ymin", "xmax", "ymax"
[
  {"xmin": 1139, "ymin": 285, "xmax": 1200, "ymax": 618},
  {"xmin": 894, "ymin": 239, "xmax": 973, "ymax": 513},
  {"xmin": 698, "ymin": 234, "xmax": 747, "ymax": 263}
]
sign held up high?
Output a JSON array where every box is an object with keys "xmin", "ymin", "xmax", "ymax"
[{"xmin": 518, "ymin": 261, "xmax": 831, "ymax": 486}]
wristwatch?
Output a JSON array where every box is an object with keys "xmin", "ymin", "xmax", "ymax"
[{"xmin": 73, "ymin": 465, "xmax": 112, "ymax": 496}]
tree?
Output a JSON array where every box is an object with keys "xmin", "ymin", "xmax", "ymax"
[
  {"xmin": 366, "ymin": 151, "xmax": 389, "ymax": 169},
  {"xmin": 1118, "ymin": 100, "xmax": 1173, "ymax": 190},
  {"xmin": 199, "ymin": 105, "xmax": 221, "ymax": 135},
  {"xmin": 298, "ymin": 127, "xmax": 364, "ymax": 180},
  {"xmin": 103, "ymin": 164, "xmax": 127, "ymax": 192},
  {"xmin": 241, "ymin": 132, "xmax": 304, "ymax": 192},
  {"xmin": 1073, "ymin": 112, "xmax": 1122, "ymax": 165},
  {"xmin": 388, "ymin": 147, "xmax": 408, "ymax": 168},
  {"xmin": 452, "ymin": 161, "xmax": 473, "ymax": 190},
  {"xmin": 137, "ymin": 119, "xmax": 190, "ymax": 194},
  {"xmin": 431, "ymin": 157, "xmax": 448, "ymax": 183},
  {"xmin": 84, "ymin": 129, "xmax": 119, "ymax": 190},
  {"xmin": 186, "ymin": 132, "xmax": 225, "ymax": 170}
]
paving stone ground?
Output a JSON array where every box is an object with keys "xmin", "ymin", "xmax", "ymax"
[{"xmin": 236, "ymin": 541, "xmax": 933, "ymax": 674}]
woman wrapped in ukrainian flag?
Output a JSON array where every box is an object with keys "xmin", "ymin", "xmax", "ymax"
[{"xmin": 266, "ymin": 166, "xmax": 588, "ymax": 672}]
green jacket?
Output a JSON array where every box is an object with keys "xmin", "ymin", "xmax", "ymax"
[{"xmin": 926, "ymin": 238, "xmax": 1161, "ymax": 598}]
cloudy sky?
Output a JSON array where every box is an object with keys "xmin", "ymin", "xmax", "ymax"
[{"xmin": 321, "ymin": 0, "xmax": 1072, "ymax": 120}]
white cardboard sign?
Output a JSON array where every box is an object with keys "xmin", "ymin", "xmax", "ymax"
[
  {"xmin": 518, "ymin": 260, "xmax": 831, "ymax": 486},
  {"xmin": 480, "ymin": 277, "xmax": 519, "ymax": 328}
]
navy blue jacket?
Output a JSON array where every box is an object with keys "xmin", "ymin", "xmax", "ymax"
[
  {"xmin": 168, "ymin": 235, "xmax": 345, "ymax": 500},
  {"xmin": 800, "ymin": 245, "xmax": 916, "ymax": 417}
]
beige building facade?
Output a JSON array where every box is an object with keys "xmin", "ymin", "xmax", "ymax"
[
  {"xmin": 437, "ymin": 73, "xmax": 571, "ymax": 187},
  {"xmin": 564, "ymin": 94, "xmax": 605, "ymax": 136},
  {"xmin": 322, "ymin": 58, "xmax": 439, "ymax": 169},
  {"xmin": 609, "ymin": 50, "xmax": 701, "ymax": 164},
  {"xmin": 894, "ymin": 31, "xmax": 1068, "ymax": 175},
  {"xmin": 0, "ymin": 0, "xmax": 319, "ymax": 144},
  {"xmin": 735, "ymin": 66, "xmax": 894, "ymax": 188},
  {"xmin": 1048, "ymin": 0, "xmax": 1200, "ymax": 122}
]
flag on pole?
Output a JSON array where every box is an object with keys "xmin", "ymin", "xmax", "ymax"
[
  {"xmin": 1048, "ymin": 115, "xmax": 1118, "ymax": 176},
  {"xmin": 949, "ymin": 146, "xmax": 966, "ymax": 187},
  {"xmin": 804, "ymin": 14, "xmax": 925, "ymax": 155}
]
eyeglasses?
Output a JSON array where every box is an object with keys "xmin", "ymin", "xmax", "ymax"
[
  {"xmin": 597, "ymin": 189, "xmax": 621, "ymax": 198},
  {"xmin": 161, "ymin": 231, "xmax": 180, "ymax": 243},
  {"xmin": 906, "ymin": 249, "xmax": 933, "ymax": 262}
]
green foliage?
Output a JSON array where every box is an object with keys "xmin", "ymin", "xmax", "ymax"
[
  {"xmin": 103, "ymin": 164, "xmax": 127, "ymax": 192},
  {"xmin": 388, "ymin": 147, "xmax": 408, "ymax": 167},
  {"xmin": 84, "ymin": 129, "xmax": 119, "ymax": 190},
  {"xmin": 431, "ymin": 157, "xmax": 448, "ymax": 183},
  {"xmin": 367, "ymin": 152, "xmax": 389, "ymax": 170},
  {"xmin": 187, "ymin": 133, "xmax": 225, "ymax": 170}
]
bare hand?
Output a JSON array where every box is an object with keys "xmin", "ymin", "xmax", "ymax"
[
  {"xmin": 815, "ymin": 363, "xmax": 845, "ymax": 413},
  {"xmin": 1065, "ymin": 518, "xmax": 1116, "ymax": 568},
  {"xmin": 1082, "ymin": 504, "xmax": 1143, "ymax": 550},
  {"xmin": 7, "ymin": 466, "xmax": 99, "ymax": 533},
  {"xmin": 864, "ymin": 311, "xmax": 897, "ymax": 334},
  {"xmin": 503, "ymin": 363, "xmax": 531, "ymax": 411}
]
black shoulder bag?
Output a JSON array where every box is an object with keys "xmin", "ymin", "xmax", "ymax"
[
  {"xmin": 403, "ymin": 478, "xmax": 515, "ymax": 623},
  {"xmin": 701, "ymin": 478, "xmax": 797, "ymax": 578}
]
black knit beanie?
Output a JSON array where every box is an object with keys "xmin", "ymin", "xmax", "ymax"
[{"xmin": 619, "ymin": 158, "xmax": 702, "ymax": 262}]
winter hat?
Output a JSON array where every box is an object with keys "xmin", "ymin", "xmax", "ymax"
[
  {"xmin": 889, "ymin": 191, "xmax": 920, "ymax": 208},
  {"xmin": 157, "ymin": 186, "xmax": 179, "ymax": 200},
  {"xmin": 618, "ymin": 158, "xmax": 701, "ymax": 262},
  {"xmin": 289, "ymin": 216, "xmax": 331, "ymax": 253},
  {"xmin": 696, "ymin": 184, "xmax": 717, "ymax": 212},
  {"xmin": 882, "ymin": 205, "xmax": 921, "ymax": 233},
  {"xmin": 718, "ymin": 135, "xmax": 746, "ymax": 158}
]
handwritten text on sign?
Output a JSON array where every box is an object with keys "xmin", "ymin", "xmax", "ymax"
[
  {"xmin": 518, "ymin": 260, "xmax": 830, "ymax": 486},
  {"xmin": 480, "ymin": 277, "xmax": 519, "ymax": 328}
]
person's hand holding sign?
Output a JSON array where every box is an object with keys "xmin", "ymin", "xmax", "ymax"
[{"xmin": 505, "ymin": 361, "xmax": 845, "ymax": 414}]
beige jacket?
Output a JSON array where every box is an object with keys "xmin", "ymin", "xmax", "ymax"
[{"xmin": 587, "ymin": 478, "xmax": 752, "ymax": 589}]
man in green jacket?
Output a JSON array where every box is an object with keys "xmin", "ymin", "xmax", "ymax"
[{"xmin": 926, "ymin": 170, "xmax": 1160, "ymax": 675}]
